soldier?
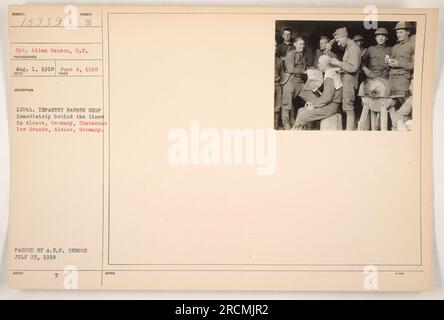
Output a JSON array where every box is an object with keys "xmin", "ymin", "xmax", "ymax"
[
  {"xmin": 361, "ymin": 28, "xmax": 392, "ymax": 79},
  {"xmin": 281, "ymin": 37, "xmax": 307, "ymax": 130},
  {"xmin": 391, "ymin": 96, "xmax": 413, "ymax": 130},
  {"xmin": 329, "ymin": 27, "xmax": 361, "ymax": 130},
  {"xmin": 276, "ymin": 28, "xmax": 295, "ymax": 59},
  {"xmin": 274, "ymin": 40, "xmax": 285, "ymax": 129},
  {"xmin": 314, "ymin": 36, "xmax": 337, "ymax": 67},
  {"xmin": 387, "ymin": 21, "xmax": 415, "ymax": 100},
  {"xmin": 293, "ymin": 55, "xmax": 343, "ymax": 129},
  {"xmin": 353, "ymin": 34, "xmax": 365, "ymax": 51},
  {"xmin": 390, "ymin": 83, "xmax": 413, "ymax": 130},
  {"xmin": 352, "ymin": 34, "xmax": 367, "ymax": 108}
]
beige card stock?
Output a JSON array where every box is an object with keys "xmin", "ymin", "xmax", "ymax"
[{"xmin": 7, "ymin": 5, "xmax": 438, "ymax": 291}]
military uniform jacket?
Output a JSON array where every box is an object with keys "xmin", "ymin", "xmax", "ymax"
[
  {"xmin": 338, "ymin": 39, "xmax": 361, "ymax": 76},
  {"xmin": 284, "ymin": 50, "xmax": 307, "ymax": 76},
  {"xmin": 313, "ymin": 69, "xmax": 342, "ymax": 108},
  {"xmin": 389, "ymin": 38, "xmax": 415, "ymax": 79},
  {"xmin": 276, "ymin": 42, "xmax": 295, "ymax": 58},
  {"xmin": 362, "ymin": 44, "xmax": 392, "ymax": 78}
]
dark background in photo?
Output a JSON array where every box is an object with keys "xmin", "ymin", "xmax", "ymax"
[{"xmin": 275, "ymin": 20, "xmax": 416, "ymax": 67}]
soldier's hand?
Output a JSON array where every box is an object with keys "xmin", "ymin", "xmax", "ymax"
[
  {"xmin": 305, "ymin": 102, "xmax": 314, "ymax": 111},
  {"xmin": 329, "ymin": 57, "xmax": 340, "ymax": 66},
  {"xmin": 388, "ymin": 59, "xmax": 400, "ymax": 68},
  {"xmin": 363, "ymin": 68, "xmax": 374, "ymax": 78}
]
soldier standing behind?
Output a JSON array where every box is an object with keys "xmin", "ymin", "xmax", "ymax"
[
  {"xmin": 281, "ymin": 37, "xmax": 307, "ymax": 130},
  {"xmin": 329, "ymin": 27, "xmax": 362, "ymax": 130},
  {"xmin": 362, "ymin": 28, "xmax": 392, "ymax": 79},
  {"xmin": 353, "ymin": 34, "xmax": 366, "ymax": 76},
  {"xmin": 276, "ymin": 28, "xmax": 295, "ymax": 58},
  {"xmin": 274, "ymin": 40, "xmax": 285, "ymax": 129},
  {"xmin": 353, "ymin": 34, "xmax": 365, "ymax": 52},
  {"xmin": 352, "ymin": 34, "xmax": 367, "ymax": 114},
  {"xmin": 314, "ymin": 36, "xmax": 337, "ymax": 67},
  {"xmin": 387, "ymin": 21, "xmax": 415, "ymax": 100}
]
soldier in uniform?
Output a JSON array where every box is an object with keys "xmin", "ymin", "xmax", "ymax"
[
  {"xmin": 391, "ymin": 96, "xmax": 413, "ymax": 130},
  {"xmin": 352, "ymin": 34, "xmax": 367, "ymax": 114},
  {"xmin": 274, "ymin": 40, "xmax": 285, "ymax": 129},
  {"xmin": 314, "ymin": 36, "xmax": 337, "ymax": 67},
  {"xmin": 388, "ymin": 21, "xmax": 415, "ymax": 100},
  {"xmin": 329, "ymin": 27, "xmax": 362, "ymax": 130},
  {"xmin": 353, "ymin": 34, "xmax": 365, "ymax": 51},
  {"xmin": 361, "ymin": 28, "xmax": 392, "ymax": 79},
  {"xmin": 276, "ymin": 28, "xmax": 295, "ymax": 59},
  {"xmin": 358, "ymin": 27, "xmax": 393, "ymax": 103},
  {"xmin": 390, "ymin": 83, "xmax": 413, "ymax": 130},
  {"xmin": 281, "ymin": 37, "xmax": 307, "ymax": 130}
]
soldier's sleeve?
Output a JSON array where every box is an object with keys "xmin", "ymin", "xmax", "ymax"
[
  {"xmin": 361, "ymin": 47, "xmax": 370, "ymax": 67},
  {"xmin": 276, "ymin": 43, "xmax": 284, "ymax": 58},
  {"xmin": 294, "ymin": 54, "xmax": 307, "ymax": 74},
  {"xmin": 399, "ymin": 54, "xmax": 414, "ymax": 71},
  {"xmin": 385, "ymin": 46, "xmax": 392, "ymax": 60},
  {"xmin": 390, "ymin": 45, "xmax": 396, "ymax": 58},
  {"xmin": 313, "ymin": 78, "xmax": 335, "ymax": 108},
  {"xmin": 399, "ymin": 43, "xmax": 414, "ymax": 71},
  {"xmin": 284, "ymin": 50, "xmax": 296, "ymax": 74},
  {"xmin": 274, "ymin": 58, "xmax": 281, "ymax": 82},
  {"xmin": 396, "ymin": 96, "xmax": 413, "ymax": 116},
  {"xmin": 339, "ymin": 45, "xmax": 361, "ymax": 74}
]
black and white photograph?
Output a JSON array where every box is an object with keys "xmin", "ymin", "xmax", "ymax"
[{"xmin": 274, "ymin": 20, "xmax": 416, "ymax": 131}]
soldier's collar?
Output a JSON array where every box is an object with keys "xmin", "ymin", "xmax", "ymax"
[{"xmin": 398, "ymin": 38, "xmax": 409, "ymax": 44}]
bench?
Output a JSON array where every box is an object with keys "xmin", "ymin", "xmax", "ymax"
[{"xmin": 320, "ymin": 113, "xmax": 342, "ymax": 130}]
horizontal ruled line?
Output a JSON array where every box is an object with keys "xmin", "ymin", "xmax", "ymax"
[
  {"xmin": 10, "ymin": 42, "xmax": 102, "ymax": 44},
  {"xmin": 10, "ymin": 269, "xmax": 425, "ymax": 273},
  {"xmin": 11, "ymin": 75, "xmax": 103, "ymax": 78},
  {"xmin": 9, "ymin": 25, "xmax": 102, "ymax": 28},
  {"xmin": 10, "ymin": 58, "xmax": 103, "ymax": 61}
]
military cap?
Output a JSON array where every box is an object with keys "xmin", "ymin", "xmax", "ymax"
[
  {"xmin": 375, "ymin": 27, "xmax": 389, "ymax": 35},
  {"xmin": 353, "ymin": 35, "xmax": 364, "ymax": 41},
  {"xmin": 333, "ymin": 27, "xmax": 348, "ymax": 38},
  {"xmin": 394, "ymin": 21, "xmax": 414, "ymax": 30}
]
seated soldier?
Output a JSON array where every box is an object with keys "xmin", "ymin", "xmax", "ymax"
[
  {"xmin": 293, "ymin": 55, "xmax": 342, "ymax": 129},
  {"xmin": 390, "ymin": 83, "xmax": 413, "ymax": 130}
]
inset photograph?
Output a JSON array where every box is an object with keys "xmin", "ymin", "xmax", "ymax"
[{"xmin": 274, "ymin": 20, "xmax": 416, "ymax": 131}]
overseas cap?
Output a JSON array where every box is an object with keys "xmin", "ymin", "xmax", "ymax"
[{"xmin": 333, "ymin": 27, "xmax": 348, "ymax": 38}]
